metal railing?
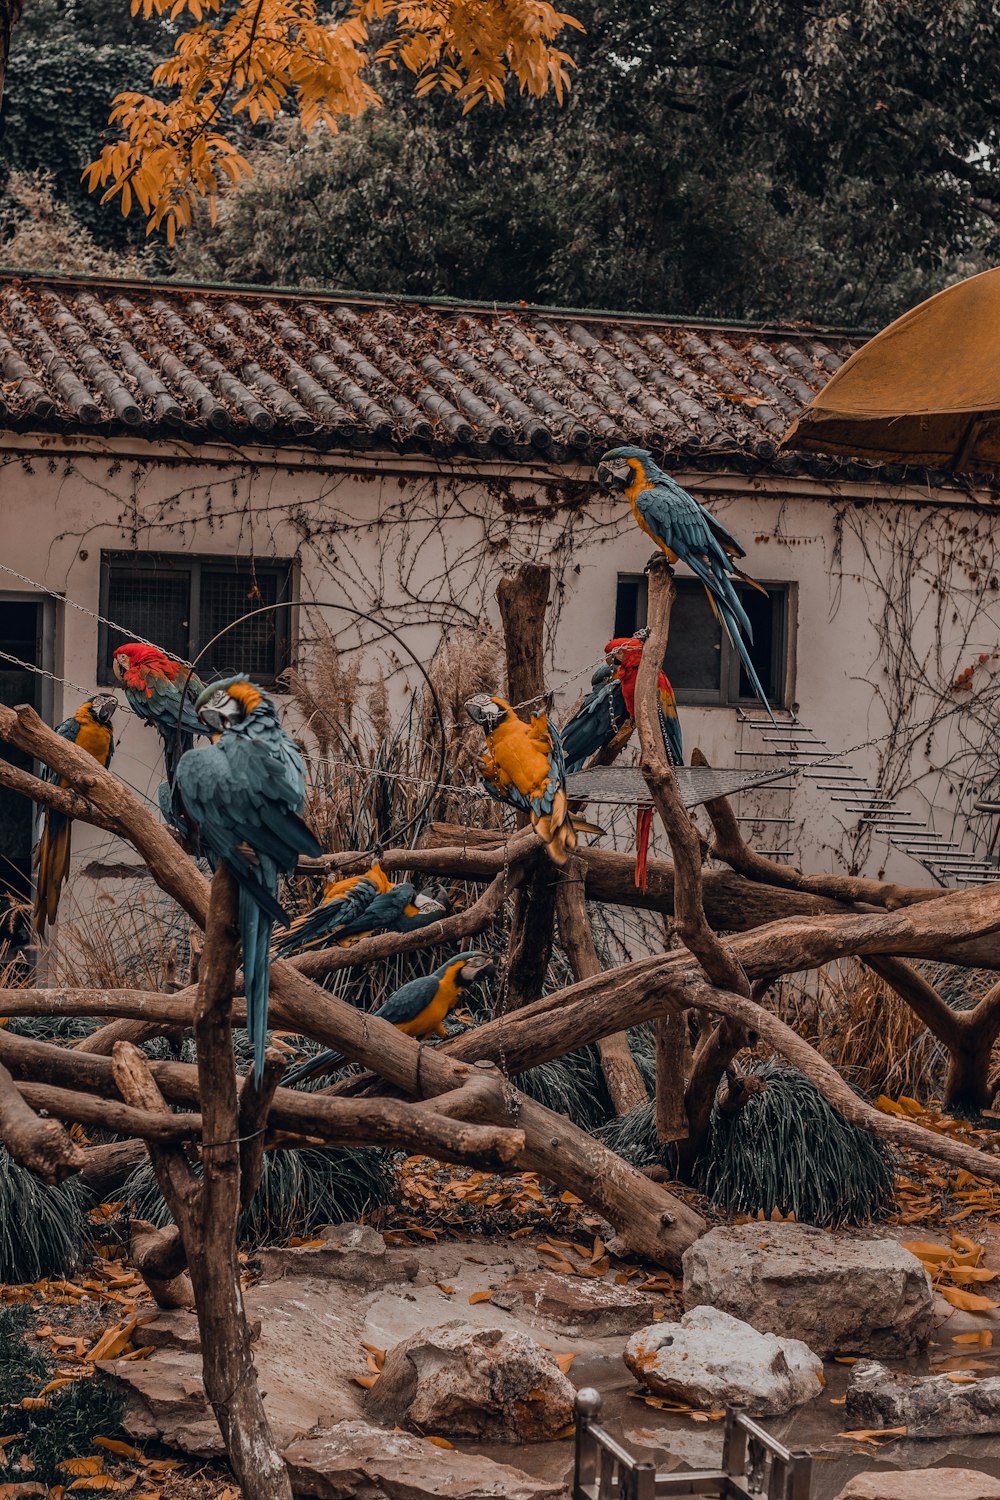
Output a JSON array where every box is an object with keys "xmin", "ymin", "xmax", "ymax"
[{"xmin": 572, "ymin": 1389, "xmax": 812, "ymax": 1500}]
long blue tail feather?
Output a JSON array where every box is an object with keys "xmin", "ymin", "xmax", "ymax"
[{"xmin": 717, "ymin": 603, "xmax": 777, "ymax": 725}]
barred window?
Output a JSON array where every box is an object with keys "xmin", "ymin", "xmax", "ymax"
[
  {"xmin": 99, "ymin": 553, "xmax": 293, "ymax": 686},
  {"xmin": 614, "ymin": 574, "xmax": 793, "ymax": 709}
]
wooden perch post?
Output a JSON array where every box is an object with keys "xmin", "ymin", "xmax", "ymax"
[
  {"xmin": 116, "ymin": 867, "xmax": 292, "ymax": 1499},
  {"xmin": 495, "ymin": 561, "xmax": 560, "ymax": 1010},
  {"xmin": 633, "ymin": 559, "xmax": 750, "ymax": 1152}
]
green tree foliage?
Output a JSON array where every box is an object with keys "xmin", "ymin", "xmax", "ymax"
[
  {"xmin": 1, "ymin": 0, "xmax": 169, "ymax": 249},
  {"xmin": 177, "ymin": 0, "xmax": 1000, "ymax": 324}
]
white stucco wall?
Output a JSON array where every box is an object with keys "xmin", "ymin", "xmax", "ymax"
[{"xmin": 2, "ymin": 431, "xmax": 999, "ymax": 915}]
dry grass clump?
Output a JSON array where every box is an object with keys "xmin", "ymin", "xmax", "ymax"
[
  {"xmin": 284, "ymin": 622, "xmax": 506, "ymax": 857},
  {"xmin": 776, "ymin": 958, "xmax": 997, "ymax": 1103}
]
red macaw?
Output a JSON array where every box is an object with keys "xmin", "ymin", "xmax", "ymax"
[
  {"xmin": 605, "ymin": 634, "xmax": 684, "ymax": 892},
  {"xmin": 33, "ymin": 695, "xmax": 118, "ymax": 937},
  {"xmin": 111, "ymin": 642, "xmax": 207, "ymax": 787}
]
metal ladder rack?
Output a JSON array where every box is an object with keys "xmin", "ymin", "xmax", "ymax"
[
  {"xmin": 736, "ymin": 710, "xmax": 1000, "ymax": 887},
  {"xmin": 572, "ymin": 1389, "xmax": 812, "ymax": 1500}
]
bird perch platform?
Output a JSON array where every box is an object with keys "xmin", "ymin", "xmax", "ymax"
[{"xmin": 566, "ymin": 765, "xmax": 794, "ymax": 810}]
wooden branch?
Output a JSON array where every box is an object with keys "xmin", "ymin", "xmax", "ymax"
[
  {"xmin": 112, "ymin": 1041, "xmax": 199, "ymax": 1221},
  {"xmin": 78, "ymin": 1138, "xmax": 147, "ymax": 1200},
  {"xmin": 130, "ymin": 1223, "xmax": 192, "ymax": 1311},
  {"xmin": 863, "ymin": 956, "xmax": 963, "ymax": 1050},
  {"xmin": 0, "ymin": 1030, "xmax": 526, "ymax": 1170},
  {"xmin": 16, "ymin": 1082, "xmax": 201, "ymax": 1142},
  {"xmin": 555, "ymin": 858, "xmax": 647, "ymax": 1115},
  {"xmin": 655, "ymin": 1012, "xmax": 690, "ymax": 1144},
  {"xmin": 500, "ymin": 854, "xmax": 558, "ymax": 1011},
  {"xmin": 0, "ymin": 703, "xmax": 212, "ymax": 927},
  {"xmin": 0, "ymin": 1060, "xmax": 84, "ymax": 1182},
  {"xmin": 635, "ymin": 560, "xmax": 749, "ymax": 996},
  {"xmin": 680, "ymin": 974, "xmax": 1000, "ymax": 1186},
  {"xmin": 695, "ymin": 747, "xmax": 938, "ymax": 911},
  {"xmin": 238, "ymin": 1049, "xmax": 284, "ymax": 1212}
]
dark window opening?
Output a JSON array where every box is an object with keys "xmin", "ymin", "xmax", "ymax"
[
  {"xmin": 614, "ymin": 574, "xmax": 792, "ymax": 709},
  {"xmin": 0, "ymin": 599, "xmax": 52, "ymax": 953},
  {"xmin": 99, "ymin": 554, "xmax": 294, "ymax": 687}
]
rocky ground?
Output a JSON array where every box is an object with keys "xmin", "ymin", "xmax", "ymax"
[{"xmin": 9, "ymin": 1108, "xmax": 1000, "ymax": 1499}]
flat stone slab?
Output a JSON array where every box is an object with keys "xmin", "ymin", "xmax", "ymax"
[
  {"xmin": 835, "ymin": 1470, "xmax": 1000, "ymax": 1500},
  {"xmin": 490, "ymin": 1271, "xmax": 657, "ymax": 1337},
  {"xmin": 683, "ymin": 1225, "xmax": 933, "ymax": 1358},
  {"xmin": 284, "ymin": 1421, "xmax": 567, "ymax": 1499},
  {"xmin": 105, "ymin": 1276, "xmax": 370, "ymax": 1457},
  {"xmin": 624, "ymin": 1305, "xmax": 823, "ymax": 1417},
  {"xmin": 847, "ymin": 1359, "xmax": 1000, "ymax": 1438}
]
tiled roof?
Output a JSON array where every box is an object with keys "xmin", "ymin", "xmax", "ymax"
[{"xmin": 0, "ymin": 272, "xmax": 868, "ymax": 472}]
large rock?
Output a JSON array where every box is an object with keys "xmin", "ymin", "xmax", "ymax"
[
  {"xmin": 491, "ymin": 1271, "xmax": 657, "ymax": 1337},
  {"xmin": 683, "ymin": 1225, "xmax": 933, "ymax": 1358},
  {"xmin": 835, "ymin": 1471, "xmax": 1000, "ymax": 1500},
  {"xmin": 256, "ymin": 1222, "xmax": 419, "ymax": 1289},
  {"xmin": 847, "ymin": 1360, "xmax": 1000, "ymax": 1438},
  {"xmin": 624, "ymin": 1305, "xmax": 822, "ymax": 1417},
  {"xmin": 284, "ymin": 1421, "xmax": 567, "ymax": 1500},
  {"xmin": 366, "ymin": 1321, "xmax": 575, "ymax": 1442}
]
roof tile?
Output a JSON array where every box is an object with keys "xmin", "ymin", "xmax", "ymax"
[{"xmin": 0, "ymin": 274, "xmax": 862, "ymax": 465}]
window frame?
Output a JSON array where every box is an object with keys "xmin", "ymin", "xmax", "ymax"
[
  {"xmin": 97, "ymin": 551, "xmax": 295, "ymax": 688},
  {"xmin": 615, "ymin": 572, "xmax": 795, "ymax": 710}
]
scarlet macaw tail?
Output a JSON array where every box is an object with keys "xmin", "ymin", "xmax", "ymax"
[{"xmin": 635, "ymin": 806, "xmax": 654, "ymax": 891}]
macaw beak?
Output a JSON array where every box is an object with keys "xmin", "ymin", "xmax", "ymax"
[
  {"xmin": 459, "ymin": 955, "xmax": 496, "ymax": 985},
  {"xmin": 92, "ymin": 695, "xmax": 118, "ymax": 726},
  {"xmin": 414, "ymin": 890, "xmax": 448, "ymax": 916},
  {"xmin": 597, "ymin": 460, "xmax": 630, "ymax": 491},
  {"xmin": 198, "ymin": 707, "xmax": 228, "ymax": 732},
  {"xmin": 464, "ymin": 694, "xmax": 502, "ymax": 730}
]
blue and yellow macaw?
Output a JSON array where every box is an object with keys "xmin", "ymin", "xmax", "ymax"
[
  {"xmin": 464, "ymin": 693, "xmax": 578, "ymax": 864},
  {"xmin": 596, "ymin": 447, "xmax": 775, "ymax": 722},
  {"xmin": 560, "ymin": 666, "xmax": 631, "ymax": 774},
  {"xmin": 272, "ymin": 861, "xmax": 449, "ymax": 958},
  {"xmin": 112, "ymin": 642, "xmax": 208, "ymax": 787},
  {"xmin": 173, "ymin": 676, "xmax": 323, "ymax": 1078},
  {"xmin": 283, "ymin": 952, "xmax": 495, "ymax": 1086},
  {"xmin": 33, "ymin": 694, "xmax": 118, "ymax": 938}
]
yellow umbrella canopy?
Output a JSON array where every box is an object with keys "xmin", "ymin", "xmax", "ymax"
[{"xmin": 783, "ymin": 267, "xmax": 1000, "ymax": 471}]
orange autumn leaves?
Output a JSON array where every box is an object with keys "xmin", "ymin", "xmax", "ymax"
[
  {"xmin": 84, "ymin": 0, "xmax": 583, "ymax": 241},
  {"xmin": 902, "ymin": 1232, "xmax": 1000, "ymax": 1312}
]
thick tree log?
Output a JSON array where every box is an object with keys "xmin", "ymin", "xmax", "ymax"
[
  {"xmin": 555, "ymin": 858, "xmax": 647, "ymax": 1115},
  {"xmin": 0, "ymin": 1059, "xmax": 84, "ymax": 1182}
]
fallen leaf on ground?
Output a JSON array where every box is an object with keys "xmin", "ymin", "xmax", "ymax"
[
  {"xmin": 839, "ymin": 1427, "xmax": 908, "ymax": 1442},
  {"xmin": 468, "ymin": 1290, "xmax": 493, "ymax": 1305},
  {"xmin": 423, "ymin": 1437, "xmax": 454, "ymax": 1450}
]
